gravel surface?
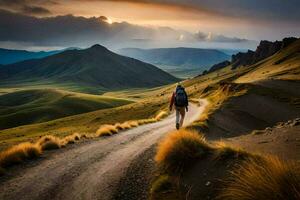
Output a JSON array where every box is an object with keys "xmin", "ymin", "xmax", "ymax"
[{"xmin": 0, "ymin": 101, "xmax": 207, "ymax": 200}]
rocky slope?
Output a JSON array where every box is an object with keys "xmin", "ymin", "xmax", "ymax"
[{"xmin": 231, "ymin": 37, "xmax": 298, "ymax": 69}]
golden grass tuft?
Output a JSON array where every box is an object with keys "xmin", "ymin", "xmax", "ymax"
[
  {"xmin": 0, "ymin": 142, "xmax": 42, "ymax": 167},
  {"xmin": 218, "ymin": 156, "xmax": 300, "ymax": 200},
  {"xmin": 63, "ymin": 133, "xmax": 81, "ymax": 144},
  {"xmin": 213, "ymin": 141, "xmax": 250, "ymax": 161},
  {"xmin": 119, "ymin": 122, "xmax": 132, "ymax": 129},
  {"xmin": 96, "ymin": 124, "xmax": 118, "ymax": 137},
  {"xmin": 41, "ymin": 140, "xmax": 61, "ymax": 150},
  {"xmin": 94, "ymin": 110, "xmax": 169, "ymax": 138},
  {"xmin": 155, "ymin": 111, "xmax": 168, "ymax": 121},
  {"xmin": 37, "ymin": 135, "xmax": 62, "ymax": 150},
  {"xmin": 155, "ymin": 129, "xmax": 212, "ymax": 174},
  {"xmin": 114, "ymin": 123, "xmax": 125, "ymax": 130},
  {"xmin": 128, "ymin": 121, "xmax": 139, "ymax": 127},
  {"xmin": 138, "ymin": 118, "xmax": 157, "ymax": 125},
  {"xmin": 81, "ymin": 133, "xmax": 95, "ymax": 139},
  {"xmin": 0, "ymin": 108, "xmax": 170, "ymax": 173},
  {"xmin": 73, "ymin": 133, "xmax": 81, "ymax": 140}
]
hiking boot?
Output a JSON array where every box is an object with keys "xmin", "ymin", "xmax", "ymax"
[{"xmin": 176, "ymin": 123, "xmax": 180, "ymax": 130}]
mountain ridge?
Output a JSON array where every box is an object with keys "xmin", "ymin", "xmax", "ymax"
[
  {"xmin": 202, "ymin": 37, "xmax": 299, "ymax": 75},
  {"xmin": 0, "ymin": 44, "xmax": 179, "ymax": 94},
  {"xmin": 118, "ymin": 47, "xmax": 230, "ymax": 67},
  {"xmin": 0, "ymin": 48, "xmax": 69, "ymax": 64},
  {"xmin": 117, "ymin": 47, "xmax": 230, "ymax": 77}
]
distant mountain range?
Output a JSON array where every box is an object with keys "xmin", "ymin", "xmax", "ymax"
[
  {"xmin": 117, "ymin": 47, "xmax": 230, "ymax": 78},
  {"xmin": 0, "ymin": 48, "xmax": 64, "ymax": 64},
  {"xmin": 0, "ymin": 44, "xmax": 178, "ymax": 94}
]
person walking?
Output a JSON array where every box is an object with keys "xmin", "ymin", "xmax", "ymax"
[{"xmin": 169, "ymin": 83, "xmax": 189, "ymax": 129}]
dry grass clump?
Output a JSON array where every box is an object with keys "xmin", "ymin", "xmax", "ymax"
[
  {"xmin": 63, "ymin": 133, "xmax": 81, "ymax": 144},
  {"xmin": 155, "ymin": 111, "xmax": 168, "ymax": 121},
  {"xmin": 120, "ymin": 122, "xmax": 132, "ymax": 129},
  {"xmin": 115, "ymin": 122, "xmax": 137, "ymax": 130},
  {"xmin": 138, "ymin": 118, "xmax": 157, "ymax": 125},
  {"xmin": 37, "ymin": 135, "xmax": 63, "ymax": 150},
  {"xmin": 0, "ymin": 142, "xmax": 42, "ymax": 167},
  {"xmin": 128, "ymin": 121, "xmax": 139, "ymax": 127},
  {"xmin": 213, "ymin": 141, "xmax": 251, "ymax": 161},
  {"xmin": 94, "ymin": 109, "xmax": 169, "ymax": 137},
  {"xmin": 81, "ymin": 133, "xmax": 94, "ymax": 139},
  {"xmin": 114, "ymin": 123, "xmax": 125, "ymax": 130},
  {"xmin": 0, "ymin": 109, "xmax": 170, "ymax": 174},
  {"xmin": 155, "ymin": 129, "xmax": 213, "ymax": 174},
  {"xmin": 96, "ymin": 124, "xmax": 118, "ymax": 136},
  {"xmin": 218, "ymin": 156, "xmax": 300, "ymax": 200}
]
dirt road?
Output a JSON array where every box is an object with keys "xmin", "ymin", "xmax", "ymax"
[{"xmin": 0, "ymin": 100, "xmax": 207, "ymax": 200}]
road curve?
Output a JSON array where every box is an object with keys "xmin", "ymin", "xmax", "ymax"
[{"xmin": 0, "ymin": 100, "xmax": 207, "ymax": 200}]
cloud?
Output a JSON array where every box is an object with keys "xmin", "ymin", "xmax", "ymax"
[
  {"xmin": 21, "ymin": 5, "xmax": 51, "ymax": 15},
  {"xmin": 194, "ymin": 31, "xmax": 249, "ymax": 43},
  {"xmin": 0, "ymin": 9, "xmax": 255, "ymax": 50},
  {"xmin": 78, "ymin": 0, "xmax": 300, "ymax": 23},
  {"xmin": 0, "ymin": 0, "xmax": 52, "ymax": 15}
]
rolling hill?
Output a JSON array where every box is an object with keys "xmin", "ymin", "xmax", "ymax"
[
  {"xmin": 0, "ymin": 44, "xmax": 179, "ymax": 94},
  {"xmin": 0, "ymin": 48, "xmax": 63, "ymax": 65},
  {"xmin": 117, "ymin": 47, "xmax": 230, "ymax": 78},
  {"xmin": 0, "ymin": 89, "xmax": 132, "ymax": 130}
]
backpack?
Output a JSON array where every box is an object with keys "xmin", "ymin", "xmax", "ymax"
[{"xmin": 175, "ymin": 87, "xmax": 188, "ymax": 107}]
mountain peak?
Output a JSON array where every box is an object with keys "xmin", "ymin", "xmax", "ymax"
[
  {"xmin": 90, "ymin": 44, "xmax": 108, "ymax": 51},
  {"xmin": 1, "ymin": 43, "xmax": 178, "ymax": 93}
]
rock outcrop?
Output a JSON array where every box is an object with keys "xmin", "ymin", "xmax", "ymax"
[{"xmin": 231, "ymin": 37, "xmax": 298, "ymax": 69}]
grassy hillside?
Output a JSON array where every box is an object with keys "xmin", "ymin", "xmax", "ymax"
[
  {"xmin": 149, "ymin": 38, "xmax": 300, "ymax": 200},
  {"xmin": 0, "ymin": 89, "xmax": 132, "ymax": 130},
  {"xmin": 235, "ymin": 39, "xmax": 300, "ymax": 82},
  {"xmin": 0, "ymin": 44, "xmax": 179, "ymax": 94},
  {"xmin": 0, "ymin": 85, "xmax": 175, "ymax": 151}
]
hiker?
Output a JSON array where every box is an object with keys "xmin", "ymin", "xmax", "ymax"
[{"xmin": 169, "ymin": 83, "xmax": 189, "ymax": 129}]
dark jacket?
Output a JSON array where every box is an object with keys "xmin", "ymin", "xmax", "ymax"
[{"xmin": 169, "ymin": 86, "xmax": 188, "ymax": 108}]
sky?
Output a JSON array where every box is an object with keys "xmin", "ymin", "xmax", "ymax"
[{"xmin": 0, "ymin": 0, "xmax": 299, "ymax": 51}]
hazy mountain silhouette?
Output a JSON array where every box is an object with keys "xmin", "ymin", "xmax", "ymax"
[
  {"xmin": 118, "ymin": 47, "xmax": 230, "ymax": 69},
  {"xmin": 0, "ymin": 48, "xmax": 64, "ymax": 64},
  {"xmin": 0, "ymin": 44, "xmax": 179, "ymax": 93}
]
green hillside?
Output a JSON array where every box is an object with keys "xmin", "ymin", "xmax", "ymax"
[
  {"xmin": 0, "ymin": 89, "xmax": 132, "ymax": 130},
  {"xmin": 0, "ymin": 44, "xmax": 179, "ymax": 94}
]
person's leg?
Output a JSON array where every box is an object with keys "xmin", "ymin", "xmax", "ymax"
[
  {"xmin": 175, "ymin": 107, "xmax": 180, "ymax": 129},
  {"xmin": 179, "ymin": 107, "xmax": 186, "ymax": 127}
]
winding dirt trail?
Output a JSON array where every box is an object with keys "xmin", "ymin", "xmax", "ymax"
[{"xmin": 0, "ymin": 100, "xmax": 207, "ymax": 200}]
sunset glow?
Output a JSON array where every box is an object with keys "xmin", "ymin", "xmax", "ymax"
[{"xmin": 0, "ymin": 0, "xmax": 299, "ymax": 50}]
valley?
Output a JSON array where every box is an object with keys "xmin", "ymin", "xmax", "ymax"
[
  {"xmin": 118, "ymin": 47, "xmax": 230, "ymax": 78},
  {"xmin": 0, "ymin": 37, "xmax": 299, "ymax": 200}
]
